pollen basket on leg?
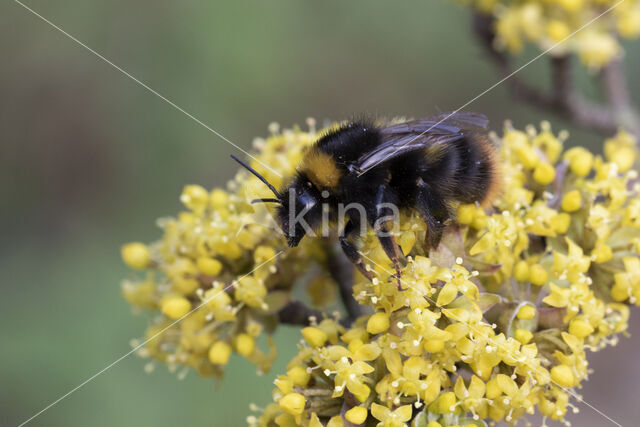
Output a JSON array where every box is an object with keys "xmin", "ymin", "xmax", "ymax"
[{"xmin": 302, "ymin": 150, "xmax": 343, "ymax": 189}]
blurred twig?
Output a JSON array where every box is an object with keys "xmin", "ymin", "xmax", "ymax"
[
  {"xmin": 601, "ymin": 58, "xmax": 640, "ymax": 138},
  {"xmin": 277, "ymin": 300, "xmax": 324, "ymax": 326},
  {"xmin": 472, "ymin": 12, "xmax": 640, "ymax": 142},
  {"xmin": 277, "ymin": 242, "xmax": 365, "ymax": 328}
]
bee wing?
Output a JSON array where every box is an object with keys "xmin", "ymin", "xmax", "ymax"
[{"xmin": 350, "ymin": 111, "xmax": 488, "ymax": 175}]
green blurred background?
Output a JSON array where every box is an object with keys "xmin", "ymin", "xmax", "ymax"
[{"xmin": 2, "ymin": 1, "xmax": 639, "ymax": 426}]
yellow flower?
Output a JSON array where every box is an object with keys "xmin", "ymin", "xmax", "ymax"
[
  {"xmin": 370, "ymin": 403, "xmax": 412, "ymax": 427},
  {"xmin": 196, "ymin": 257, "xmax": 223, "ymax": 276},
  {"xmin": 513, "ymin": 260, "xmax": 530, "ymax": 282},
  {"xmin": 332, "ymin": 358, "xmax": 374, "ymax": 402},
  {"xmin": 344, "ymin": 407, "xmax": 367, "ymax": 424},
  {"xmin": 558, "ymin": 0, "xmax": 583, "ymax": 12},
  {"xmin": 516, "ymin": 304, "xmax": 536, "ymax": 320},
  {"xmin": 563, "ymin": 146, "xmax": 593, "ymax": 177},
  {"xmin": 549, "ymin": 213, "xmax": 571, "ymax": 234},
  {"xmin": 123, "ymin": 120, "xmax": 640, "ymax": 427},
  {"xmin": 514, "ymin": 328, "xmax": 533, "ymax": 344},
  {"xmin": 438, "ymin": 391, "xmax": 458, "ymax": 413},
  {"xmin": 286, "ymin": 365, "xmax": 310, "ymax": 387},
  {"xmin": 543, "ymin": 282, "xmax": 571, "ymax": 308},
  {"xmin": 551, "ymin": 364, "xmax": 575, "ymax": 388},
  {"xmin": 591, "ymin": 244, "xmax": 613, "ymax": 263},
  {"xmin": 605, "ymin": 130, "xmax": 637, "ymax": 172},
  {"xmin": 440, "ymin": 265, "xmax": 479, "ymax": 302},
  {"xmin": 462, "ymin": 0, "xmax": 637, "ymax": 68},
  {"xmin": 121, "ymin": 279, "xmax": 156, "ymax": 309},
  {"xmin": 234, "ymin": 276, "xmax": 267, "ymax": 308},
  {"xmin": 454, "ymin": 375, "xmax": 486, "ymax": 413},
  {"xmin": 617, "ymin": 8, "xmax": 640, "ymax": 38},
  {"xmin": 529, "ymin": 264, "xmax": 548, "ymax": 286},
  {"xmin": 547, "ymin": 20, "xmax": 570, "ymax": 42},
  {"xmin": 551, "ymin": 238, "xmax": 591, "ymax": 283},
  {"xmin": 301, "ymin": 327, "xmax": 328, "ymax": 347},
  {"xmin": 235, "ymin": 333, "xmax": 255, "ymax": 357},
  {"xmin": 457, "ymin": 203, "xmax": 477, "ymax": 225},
  {"xmin": 279, "ymin": 393, "xmax": 305, "ymax": 416},
  {"xmin": 180, "ymin": 184, "xmax": 209, "ymax": 213},
  {"xmin": 569, "ymin": 318, "xmax": 594, "ymax": 338},
  {"xmin": 561, "ymin": 190, "xmax": 581, "ymax": 212},
  {"xmin": 208, "ymin": 341, "xmax": 232, "ymax": 365},
  {"xmin": 533, "ymin": 161, "xmax": 555, "ymax": 185},
  {"xmin": 367, "ymin": 312, "xmax": 390, "ymax": 334},
  {"xmin": 531, "ymin": 124, "xmax": 563, "ymax": 163},
  {"xmin": 161, "ymin": 296, "xmax": 191, "ymax": 319},
  {"xmin": 121, "ymin": 242, "xmax": 151, "ymax": 269},
  {"xmin": 612, "ymin": 257, "xmax": 640, "ymax": 303}
]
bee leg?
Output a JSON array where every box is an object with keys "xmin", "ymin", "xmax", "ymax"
[
  {"xmin": 339, "ymin": 219, "xmax": 375, "ymax": 280},
  {"xmin": 416, "ymin": 179, "xmax": 450, "ymax": 250},
  {"xmin": 370, "ymin": 185, "xmax": 406, "ymax": 290},
  {"xmin": 373, "ymin": 223, "xmax": 405, "ymax": 290}
]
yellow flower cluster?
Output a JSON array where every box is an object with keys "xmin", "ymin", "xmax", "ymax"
[
  {"xmin": 121, "ymin": 122, "xmax": 341, "ymax": 378},
  {"xmin": 122, "ymin": 119, "xmax": 639, "ymax": 426},
  {"xmin": 461, "ymin": 0, "xmax": 640, "ymax": 68},
  {"xmin": 248, "ymin": 122, "xmax": 638, "ymax": 426}
]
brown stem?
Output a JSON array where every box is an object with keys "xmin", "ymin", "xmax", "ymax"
[
  {"xmin": 601, "ymin": 58, "xmax": 640, "ymax": 139},
  {"xmin": 277, "ymin": 240, "xmax": 365, "ymax": 328},
  {"xmin": 472, "ymin": 12, "xmax": 553, "ymax": 107},
  {"xmin": 550, "ymin": 56, "xmax": 618, "ymax": 133},
  {"xmin": 472, "ymin": 13, "xmax": 640, "ymax": 142}
]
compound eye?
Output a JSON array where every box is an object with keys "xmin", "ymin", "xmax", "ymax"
[
  {"xmin": 306, "ymin": 181, "xmax": 313, "ymax": 188},
  {"xmin": 298, "ymin": 191, "xmax": 317, "ymax": 210}
]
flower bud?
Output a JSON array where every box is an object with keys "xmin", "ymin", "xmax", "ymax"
[
  {"xmin": 514, "ymin": 328, "xmax": 533, "ymax": 344},
  {"xmin": 550, "ymin": 213, "xmax": 571, "ymax": 233},
  {"xmin": 121, "ymin": 242, "xmax": 151, "ymax": 269},
  {"xmin": 551, "ymin": 364, "xmax": 575, "ymax": 387},
  {"xmin": 438, "ymin": 392, "xmax": 457, "ymax": 413},
  {"xmin": 547, "ymin": 20, "xmax": 570, "ymax": 42},
  {"xmin": 235, "ymin": 333, "xmax": 255, "ymax": 357},
  {"xmin": 516, "ymin": 305, "xmax": 536, "ymax": 320},
  {"xmin": 366, "ymin": 312, "xmax": 390, "ymax": 334},
  {"xmin": 208, "ymin": 341, "xmax": 232, "ymax": 365},
  {"xmin": 287, "ymin": 366, "xmax": 310, "ymax": 387},
  {"xmin": 161, "ymin": 296, "xmax": 191, "ymax": 319},
  {"xmin": 592, "ymin": 244, "xmax": 613, "ymax": 263},
  {"xmin": 533, "ymin": 162, "xmax": 555, "ymax": 185},
  {"xmin": 569, "ymin": 319, "xmax": 594, "ymax": 338},
  {"xmin": 196, "ymin": 257, "xmax": 223, "ymax": 276},
  {"xmin": 301, "ymin": 327, "xmax": 328, "ymax": 347},
  {"xmin": 529, "ymin": 264, "xmax": 548, "ymax": 286},
  {"xmin": 564, "ymin": 146, "xmax": 593, "ymax": 177},
  {"xmin": 344, "ymin": 407, "xmax": 367, "ymax": 424},
  {"xmin": 279, "ymin": 393, "xmax": 305, "ymax": 416},
  {"xmin": 457, "ymin": 204, "xmax": 477, "ymax": 225},
  {"xmin": 514, "ymin": 260, "xmax": 530, "ymax": 282},
  {"xmin": 180, "ymin": 184, "xmax": 209, "ymax": 212},
  {"xmin": 424, "ymin": 339, "xmax": 445, "ymax": 353},
  {"xmin": 561, "ymin": 190, "xmax": 581, "ymax": 212}
]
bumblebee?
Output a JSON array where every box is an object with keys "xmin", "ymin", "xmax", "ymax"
[{"xmin": 232, "ymin": 111, "xmax": 499, "ymax": 288}]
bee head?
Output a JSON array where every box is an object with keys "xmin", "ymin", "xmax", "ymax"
[
  {"xmin": 277, "ymin": 178, "xmax": 323, "ymax": 247},
  {"xmin": 231, "ymin": 155, "xmax": 322, "ymax": 247}
]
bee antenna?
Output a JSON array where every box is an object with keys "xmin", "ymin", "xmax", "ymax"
[
  {"xmin": 251, "ymin": 198, "xmax": 281, "ymax": 204},
  {"xmin": 230, "ymin": 154, "xmax": 281, "ymax": 199}
]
